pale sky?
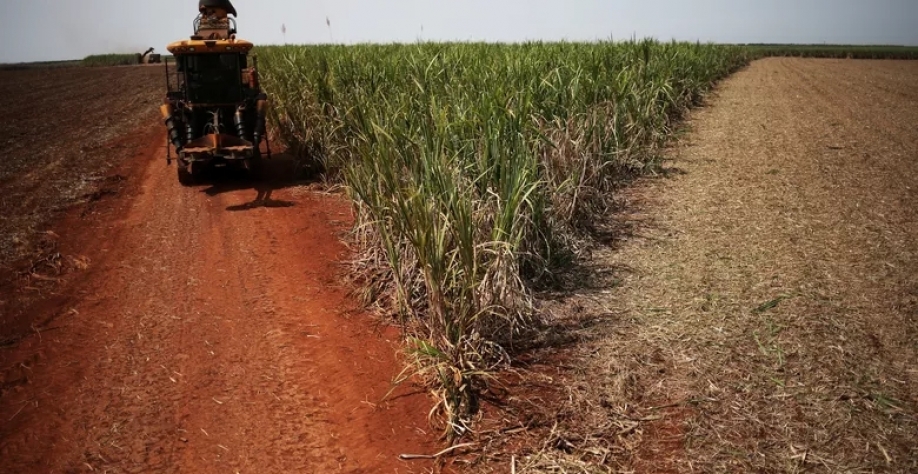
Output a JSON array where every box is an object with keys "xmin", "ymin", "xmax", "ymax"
[{"xmin": 0, "ymin": 0, "xmax": 916, "ymax": 63}]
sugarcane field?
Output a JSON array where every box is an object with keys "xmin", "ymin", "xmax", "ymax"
[{"xmin": 1, "ymin": 1, "xmax": 916, "ymax": 473}]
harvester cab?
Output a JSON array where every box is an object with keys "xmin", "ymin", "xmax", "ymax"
[{"xmin": 161, "ymin": 0, "xmax": 270, "ymax": 186}]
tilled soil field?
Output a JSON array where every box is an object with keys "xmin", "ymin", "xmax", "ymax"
[
  {"xmin": 0, "ymin": 67, "xmax": 439, "ymax": 473},
  {"xmin": 0, "ymin": 66, "xmax": 162, "ymax": 270}
]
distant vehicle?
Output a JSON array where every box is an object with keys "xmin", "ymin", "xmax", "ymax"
[
  {"xmin": 138, "ymin": 47, "xmax": 162, "ymax": 64},
  {"xmin": 159, "ymin": 0, "xmax": 270, "ymax": 185}
]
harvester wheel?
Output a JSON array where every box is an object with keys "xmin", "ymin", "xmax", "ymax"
[
  {"xmin": 177, "ymin": 163, "xmax": 196, "ymax": 186},
  {"xmin": 178, "ymin": 160, "xmax": 204, "ymax": 186},
  {"xmin": 244, "ymin": 150, "xmax": 264, "ymax": 180}
]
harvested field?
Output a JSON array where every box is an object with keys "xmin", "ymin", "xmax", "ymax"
[
  {"xmin": 0, "ymin": 66, "xmax": 162, "ymax": 270},
  {"xmin": 0, "ymin": 66, "xmax": 440, "ymax": 473},
  {"xmin": 485, "ymin": 58, "xmax": 918, "ymax": 472}
]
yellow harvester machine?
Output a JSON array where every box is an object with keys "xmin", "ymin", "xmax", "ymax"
[{"xmin": 160, "ymin": 0, "xmax": 270, "ymax": 185}]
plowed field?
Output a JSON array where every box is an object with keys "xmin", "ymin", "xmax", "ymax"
[{"xmin": 0, "ymin": 67, "xmax": 438, "ymax": 473}]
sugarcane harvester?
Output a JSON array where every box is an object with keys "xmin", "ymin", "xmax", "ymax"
[{"xmin": 160, "ymin": 0, "xmax": 270, "ymax": 185}]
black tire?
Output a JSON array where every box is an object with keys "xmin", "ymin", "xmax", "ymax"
[
  {"xmin": 177, "ymin": 158, "xmax": 206, "ymax": 186},
  {"xmin": 245, "ymin": 149, "xmax": 264, "ymax": 180},
  {"xmin": 177, "ymin": 164, "xmax": 196, "ymax": 186}
]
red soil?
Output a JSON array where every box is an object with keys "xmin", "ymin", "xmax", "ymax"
[{"xmin": 0, "ymin": 111, "xmax": 442, "ymax": 472}]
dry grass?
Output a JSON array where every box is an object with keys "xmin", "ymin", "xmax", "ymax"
[{"xmin": 466, "ymin": 58, "xmax": 918, "ymax": 473}]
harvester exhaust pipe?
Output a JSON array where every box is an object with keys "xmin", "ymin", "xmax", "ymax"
[{"xmin": 160, "ymin": 104, "xmax": 185, "ymax": 150}]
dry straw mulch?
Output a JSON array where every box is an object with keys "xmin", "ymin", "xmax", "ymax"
[{"xmin": 473, "ymin": 58, "xmax": 918, "ymax": 473}]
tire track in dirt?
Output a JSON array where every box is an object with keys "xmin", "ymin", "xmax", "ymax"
[{"xmin": 0, "ymin": 126, "xmax": 440, "ymax": 473}]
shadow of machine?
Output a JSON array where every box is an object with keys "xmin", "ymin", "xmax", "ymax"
[{"xmin": 159, "ymin": 0, "xmax": 272, "ymax": 186}]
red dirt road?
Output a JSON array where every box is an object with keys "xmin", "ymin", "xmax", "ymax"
[{"xmin": 0, "ymin": 123, "xmax": 439, "ymax": 473}]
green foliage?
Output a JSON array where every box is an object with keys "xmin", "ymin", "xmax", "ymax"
[
  {"xmin": 82, "ymin": 54, "xmax": 138, "ymax": 67},
  {"xmin": 256, "ymin": 40, "xmax": 751, "ymax": 440},
  {"xmin": 745, "ymin": 44, "xmax": 918, "ymax": 60}
]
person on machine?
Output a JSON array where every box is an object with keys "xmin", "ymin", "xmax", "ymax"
[{"xmin": 198, "ymin": 0, "xmax": 237, "ymax": 18}]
